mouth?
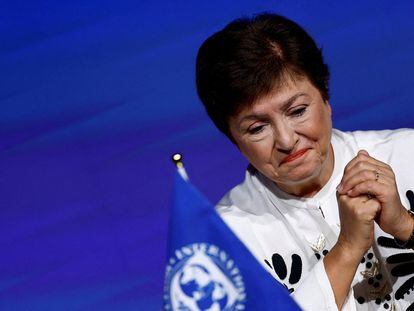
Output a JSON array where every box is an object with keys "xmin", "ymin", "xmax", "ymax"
[{"xmin": 280, "ymin": 148, "xmax": 309, "ymax": 165}]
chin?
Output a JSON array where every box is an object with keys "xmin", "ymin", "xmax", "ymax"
[{"xmin": 280, "ymin": 162, "xmax": 322, "ymax": 184}]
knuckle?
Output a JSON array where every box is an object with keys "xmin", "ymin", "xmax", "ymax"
[
  {"xmin": 341, "ymin": 180, "xmax": 350, "ymax": 189},
  {"xmin": 362, "ymin": 170, "xmax": 371, "ymax": 179},
  {"xmin": 356, "ymin": 162, "xmax": 365, "ymax": 170},
  {"xmin": 338, "ymin": 195, "xmax": 347, "ymax": 203},
  {"xmin": 338, "ymin": 196, "xmax": 350, "ymax": 205},
  {"xmin": 372, "ymin": 202, "xmax": 381, "ymax": 213},
  {"xmin": 369, "ymin": 199, "xmax": 381, "ymax": 210},
  {"xmin": 354, "ymin": 207, "xmax": 364, "ymax": 218},
  {"xmin": 353, "ymin": 183, "xmax": 362, "ymax": 192}
]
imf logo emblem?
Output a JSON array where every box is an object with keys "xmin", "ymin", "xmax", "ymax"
[{"xmin": 164, "ymin": 243, "xmax": 246, "ymax": 310}]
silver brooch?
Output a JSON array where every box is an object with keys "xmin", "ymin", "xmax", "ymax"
[{"xmin": 308, "ymin": 233, "xmax": 326, "ymax": 253}]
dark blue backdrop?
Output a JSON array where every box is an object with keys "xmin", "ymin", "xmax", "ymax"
[{"xmin": 1, "ymin": 1, "xmax": 414, "ymax": 310}]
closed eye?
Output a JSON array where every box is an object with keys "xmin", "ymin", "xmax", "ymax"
[
  {"xmin": 290, "ymin": 107, "xmax": 307, "ymax": 117},
  {"xmin": 248, "ymin": 125, "xmax": 265, "ymax": 135}
]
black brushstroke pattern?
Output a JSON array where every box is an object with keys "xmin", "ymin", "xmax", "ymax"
[
  {"xmin": 289, "ymin": 254, "xmax": 302, "ymax": 285},
  {"xmin": 264, "ymin": 259, "xmax": 272, "ymax": 269},
  {"xmin": 283, "ymin": 284, "xmax": 294, "ymax": 294},
  {"xmin": 387, "ymin": 253, "xmax": 414, "ymax": 264},
  {"xmin": 392, "ymin": 263, "xmax": 414, "ymax": 277},
  {"xmin": 395, "ymin": 275, "xmax": 414, "ymax": 300},
  {"xmin": 407, "ymin": 302, "xmax": 414, "ymax": 311},
  {"xmin": 407, "ymin": 190, "xmax": 414, "ymax": 211},
  {"xmin": 376, "ymin": 190, "xmax": 414, "ymax": 306},
  {"xmin": 377, "ymin": 236, "xmax": 405, "ymax": 249},
  {"xmin": 265, "ymin": 253, "xmax": 303, "ymax": 294},
  {"xmin": 272, "ymin": 253, "xmax": 287, "ymax": 280}
]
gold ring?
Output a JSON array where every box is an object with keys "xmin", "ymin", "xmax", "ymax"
[{"xmin": 374, "ymin": 170, "xmax": 380, "ymax": 182}]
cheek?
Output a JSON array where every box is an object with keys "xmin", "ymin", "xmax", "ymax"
[
  {"xmin": 239, "ymin": 136, "xmax": 275, "ymax": 165},
  {"xmin": 303, "ymin": 107, "xmax": 332, "ymax": 139}
]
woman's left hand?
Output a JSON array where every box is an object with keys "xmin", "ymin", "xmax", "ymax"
[{"xmin": 337, "ymin": 150, "xmax": 413, "ymax": 241}]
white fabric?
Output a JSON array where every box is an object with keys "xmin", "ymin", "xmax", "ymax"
[{"xmin": 217, "ymin": 128, "xmax": 414, "ymax": 311}]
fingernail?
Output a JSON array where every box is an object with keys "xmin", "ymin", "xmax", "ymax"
[{"xmin": 336, "ymin": 184, "xmax": 343, "ymax": 192}]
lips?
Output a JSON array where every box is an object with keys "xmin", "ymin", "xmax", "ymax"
[{"xmin": 280, "ymin": 149, "xmax": 309, "ymax": 165}]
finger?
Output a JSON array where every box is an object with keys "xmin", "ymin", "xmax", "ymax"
[
  {"xmin": 339, "ymin": 152, "xmax": 372, "ymax": 186},
  {"xmin": 346, "ymin": 180, "xmax": 390, "ymax": 202},
  {"xmin": 339, "ymin": 164, "xmax": 393, "ymax": 194},
  {"xmin": 354, "ymin": 195, "xmax": 382, "ymax": 219},
  {"xmin": 344, "ymin": 150, "xmax": 390, "ymax": 175},
  {"xmin": 341, "ymin": 152, "xmax": 367, "ymax": 179},
  {"xmin": 362, "ymin": 195, "xmax": 382, "ymax": 213},
  {"xmin": 339, "ymin": 152, "xmax": 393, "ymax": 189},
  {"xmin": 336, "ymin": 192, "xmax": 353, "ymax": 207},
  {"xmin": 360, "ymin": 155, "xmax": 391, "ymax": 173},
  {"xmin": 366, "ymin": 198, "xmax": 382, "ymax": 219},
  {"xmin": 339, "ymin": 162, "xmax": 392, "ymax": 194}
]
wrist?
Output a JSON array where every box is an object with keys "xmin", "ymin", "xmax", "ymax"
[
  {"xmin": 324, "ymin": 241, "xmax": 362, "ymax": 310},
  {"xmin": 331, "ymin": 237, "xmax": 365, "ymax": 267},
  {"xmin": 394, "ymin": 209, "xmax": 414, "ymax": 248},
  {"xmin": 392, "ymin": 209, "xmax": 414, "ymax": 241}
]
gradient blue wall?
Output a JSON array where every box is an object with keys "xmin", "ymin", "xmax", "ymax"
[{"xmin": 1, "ymin": 1, "xmax": 414, "ymax": 310}]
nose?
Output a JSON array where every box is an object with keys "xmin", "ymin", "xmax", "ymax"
[{"xmin": 273, "ymin": 120, "xmax": 299, "ymax": 153}]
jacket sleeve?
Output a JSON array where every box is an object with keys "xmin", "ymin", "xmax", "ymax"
[{"xmin": 291, "ymin": 260, "xmax": 357, "ymax": 311}]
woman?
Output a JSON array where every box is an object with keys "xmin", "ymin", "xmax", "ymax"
[{"xmin": 196, "ymin": 14, "xmax": 414, "ymax": 310}]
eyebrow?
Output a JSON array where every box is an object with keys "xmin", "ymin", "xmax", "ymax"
[{"xmin": 238, "ymin": 92, "xmax": 307, "ymax": 126}]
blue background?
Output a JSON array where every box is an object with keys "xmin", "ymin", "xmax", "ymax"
[{"xmin": 1, "ymin": 1, "xmax": 414, "ymax": 310}]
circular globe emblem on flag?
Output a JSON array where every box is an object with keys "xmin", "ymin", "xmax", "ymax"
[{"xmin": 164, "ymin": 243, "xmax": 246, "ymax": 310}]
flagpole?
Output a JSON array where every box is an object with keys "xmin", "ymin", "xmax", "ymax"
[{"xmin": 171, "ymin": 153, "xmax": 189, "ymax": 181}]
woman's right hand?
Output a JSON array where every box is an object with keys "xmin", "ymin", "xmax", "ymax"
[
  {"xmin": 323, "ymin": 193, "xmax": 381, "ymax": 309},
  {"xmin": 335, "ymin": 193, "xmax": 381, "ymax": 262}
]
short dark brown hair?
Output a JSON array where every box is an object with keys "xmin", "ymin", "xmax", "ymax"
[{"xmin": 196, "ymin": 13, "xmax": 330, "ymax": 138}]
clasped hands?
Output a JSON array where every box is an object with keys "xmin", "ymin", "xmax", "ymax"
[{"xmin": 335, "ymin": 150, "xmax": 413, "ymax": 261}]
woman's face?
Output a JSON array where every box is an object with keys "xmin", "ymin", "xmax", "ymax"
[{"xmin": 229, "ymin": 77, "xmax": 333, "ymax": 195}]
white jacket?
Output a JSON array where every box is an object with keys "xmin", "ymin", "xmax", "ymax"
[{"xmin": 217, "ymin": 129, "xmax": 414, "ymax": 311}]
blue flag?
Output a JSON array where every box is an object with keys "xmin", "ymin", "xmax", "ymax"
[{"xmin": 164, "ymin": 172, "xmax": 301, "ymax": 310}]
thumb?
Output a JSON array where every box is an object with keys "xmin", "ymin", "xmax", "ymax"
[{"xmin": 358, "ymin": 149, "xmax": 369, "ymax": 156}]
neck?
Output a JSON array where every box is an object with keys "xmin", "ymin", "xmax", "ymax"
[{"xmin": 277, "ymin": 144, "xmax": 335, "ymax": 198}]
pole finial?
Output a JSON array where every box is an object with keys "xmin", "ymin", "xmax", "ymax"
[
  {"xmin": 171, "ymin": 153, "xmax": 189, "ymax": 180},
  {"xmin": 171, "ymin": 153, "xmax": 183, "ymax": 168}
]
